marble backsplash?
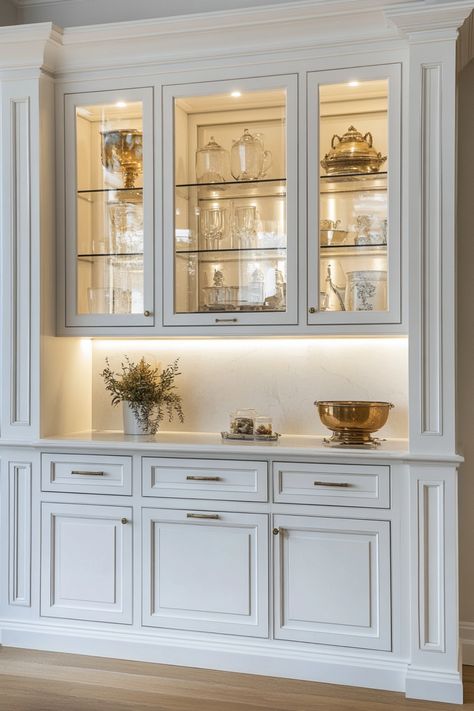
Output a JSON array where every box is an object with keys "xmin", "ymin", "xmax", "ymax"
[{"xmin": 91, "ymin": 337, "xmax": 409, "ymax": 438}]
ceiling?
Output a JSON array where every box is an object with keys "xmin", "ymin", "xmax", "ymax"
[{"xmin": 2, "ymin": 0, "xmax": 445, "ymax": 29}]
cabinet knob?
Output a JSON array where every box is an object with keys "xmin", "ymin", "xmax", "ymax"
[
  {"xmin": 121, "ymin": 517, "xmax": 129, "ymax": 525},
  {"xmin": 144, "ymin": 310, "xmax": 152, "ymax": 317},
  {"xmin": 272, "ymin": 527, "xmax": 280, "ymax": 536},
  {"xmin": 308, "ymin": 307, "xmax": 316, "ymax": 314}
]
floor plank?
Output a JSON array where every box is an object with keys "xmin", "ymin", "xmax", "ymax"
[{"xmin": 0, "ymin": 647, "xmax": 471, "ymax": 710}]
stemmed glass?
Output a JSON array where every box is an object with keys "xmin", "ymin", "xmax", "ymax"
[
  {"xmin": 233, "ymin": 206, "xmax": 257, "ymax": 248},
  {"xmin": 199, "ymin": 207, "xmax": 227, "ymax": 250}
]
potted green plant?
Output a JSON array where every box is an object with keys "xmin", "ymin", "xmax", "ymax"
[{"xmin": 101, "ymin": 356, "xmax": 184, "ymax": 435}]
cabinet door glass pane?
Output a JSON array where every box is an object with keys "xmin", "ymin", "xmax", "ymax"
[
  {"xmin": 319, "ymin": 80, "xmax": 388, "ymax": 313},
  {"xmin": 174, "ymin": 88, "xmax": 287, "ymax": 315},
  {"xmin": 76, "ymin": 101, "xmax": 144, "ymax": 315}
]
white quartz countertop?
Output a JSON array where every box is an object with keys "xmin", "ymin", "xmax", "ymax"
[{"xmin": 8, "ymin": 430, "xmax": 461, "ymax": 463}]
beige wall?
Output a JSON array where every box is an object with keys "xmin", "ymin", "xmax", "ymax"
[
  {"xmin": 458, "ymin": 58, "xmax": 474, "ymax": 625},
  {"xmin": 0, "ymin": 0, "xmax": 17, "ymax": 26}
]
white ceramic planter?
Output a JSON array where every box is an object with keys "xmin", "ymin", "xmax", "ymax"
[{"xmin": 122, "ymin": 401, "xmax": 151, "ymax": 435}]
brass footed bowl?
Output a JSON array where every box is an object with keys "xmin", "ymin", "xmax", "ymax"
[{"xmin": 314, "ymin": 400, "xmax": 394, "ymax": 446}]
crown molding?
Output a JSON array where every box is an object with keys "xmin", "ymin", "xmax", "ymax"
[
  {"xmin": 0, "ymin": 1, "xmax": 471, "ymax": 78},
  {"xmin": 386, "ymin": 0, "xmax": 474, "ymax": 40}
]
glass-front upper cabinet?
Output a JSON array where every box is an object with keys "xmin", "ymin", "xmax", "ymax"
[
  {"xmin": 307, "ymin": 65, "xmax": 401, "ymax": 325},
  {"xmin": 163, "ymin": 75, "xmax": 298, "ymax": 327},
  {"xmin": 64, "ymin": 88, "xmax": 154, "ymax": 328}
]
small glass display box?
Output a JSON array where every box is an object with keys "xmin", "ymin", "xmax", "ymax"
[
  {"xmin": 308, "ymin": 65, "xmax": 401, "ymax": 325},
  {"xmin": 64, "ymin": 88, "xmax": 154, "ymax": 327},
  {"xmin": 163, "ymin": 75, "xmax": 298, "ymax": 327}
]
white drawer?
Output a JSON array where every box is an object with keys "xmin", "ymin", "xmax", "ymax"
[
  {"xmin": 272, "ymin": 461, "xmax": 390, "ymax": 508},
  {"xmin": 142, "ymin": 457, "xmax": 268, "ymax": 501},
  {"xmin": 41, "ymin": 453, "xmax": 132, "ymax": 495}
]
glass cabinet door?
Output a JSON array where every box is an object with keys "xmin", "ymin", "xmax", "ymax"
[
  {"xmin": 307, "ymin": 65, "xmax": 401, "ymax": 325},
  {"xmin": 64, "ymin": 88, "xmax": 154, "ymax": 327},
  {"xmin": 163, "ymin": 75, "xmax": 298, "ymax": 327}
]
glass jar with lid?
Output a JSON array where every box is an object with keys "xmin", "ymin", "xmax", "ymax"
[
  {"xmin": 230, "ymin": 128, "xmax": 272, "ymax": 181},
  {"xmin": 195, "ymin": 136, "xmax": 229, "ymax": 183},
  {"xmin": 230, "ymin": 409, "xmax": 257, "ymax": 435}
]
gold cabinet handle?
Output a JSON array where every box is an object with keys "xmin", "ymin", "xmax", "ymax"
[
  {"xmin": 71, "ymin": 470, "xmax": 104, "ymax": 477},
  {"xmin": 273, "ymin": 528, "xmax": 280, "ymax": 535},
  {"xmin": 308, "ymin": 307, "xmax": 316, "ymax": 314},
  {"xmin": 121, "ymin": 517, "xmax": 128, "ymax": 525},
  {"xmin": 186, "ymin": 475, "xmax": 221, "ymax": 481},
  {"xmin": 215, "ymin": 318, "xmax": 238, "ymax": 323},
  {"xmin": 144, "ymin": 310, "xmax": 152, "ymax": 317},
  {"xmin": 313, "ymin": 480, "xmax": 352, "ymax": 488},
  {"xmin": 186, "ymin": 513, "xmax": 219, "ymax": 520}
]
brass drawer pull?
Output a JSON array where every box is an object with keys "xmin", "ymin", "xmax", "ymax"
[
  {"xmin": 215, "ymin": 318, "xmax": 238, "ymax": 323},
  {"xmin": 273, "ymin": 528, "xmax": 280, "ymax": 536},
  {"xmin": 121, "ymin": 517, "xmax": 129, "ymax": 525},
  {"xmin": 72, "ymin": 470, "xmax": 105, "ymax": 477},
  {"xmin": 186, "ymin": 475, "xmax": 221, "ymax": 482},
  {"xmin": 313, "ymin": 480, "xmax": 352, "ymax": 488},
  {"xmin": 186, "ymin": 513, "xmax": 219, "ymax": 520}
]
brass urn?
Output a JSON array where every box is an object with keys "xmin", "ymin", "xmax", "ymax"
[
  {"xmin": 320, "ymin": 125, "xmax": 387, "ymax": 175},
  {"xmin": 101, "ymin": 128, "xmax": 143, "ymax": 189}
]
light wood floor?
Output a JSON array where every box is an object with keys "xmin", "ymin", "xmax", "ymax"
[{"xmin": 0, "ymin": 647, "xmax": 472, "ymax": 711}]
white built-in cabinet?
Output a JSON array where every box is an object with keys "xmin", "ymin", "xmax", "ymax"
[
  {"xmin": 40, "ymin": 502, "xmax": 133, "ymax": 624},
  {"xmin": 59, "ymin": 64, "xmax": 403, "ymax": 334}
]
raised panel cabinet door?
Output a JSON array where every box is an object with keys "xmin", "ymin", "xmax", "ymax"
[
  {"xmin": 273, "ymin": 514, "xmax": 391, "ymax": 650},
  {"xmin": 142, "ymin": 508, "xmax": 268, "ymax": 637},
  {"xmin": 41, "ymin": 503, "xmax": 133, "ymax": 624}
]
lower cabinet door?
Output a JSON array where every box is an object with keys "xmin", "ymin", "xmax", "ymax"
[
  {"xmin": 273, "ymin": 514, "xmax": 391, "ymax": 650},
  {"xmin": 41, "ymin": 502, "xmax": 133, "ymax": 624},
  {"xmin": 142, "ymin": 508, "xmax": 268, "ymax": 637}
]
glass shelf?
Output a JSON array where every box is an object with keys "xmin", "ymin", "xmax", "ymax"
[
  {"xmin": 176, "ymin": 247, "xmax": 287, "ymax": 255},
  {"xmin": 78, "ymin": 252, "xmax": 143, "ymax": 258},
  {"xmin": 320, "ymin": 244, "xmax": 387, "ymax": 257},
  {"xmin": 320, "ymin": 172, "xmax": 387, "ymax": 195},
  {"xmin": 176, "ymin": 178, "xmax": 286, "ymax": 201},
  {"xmin": 77, "ymin": 187, "xmax": 143, "ymax": 195}
]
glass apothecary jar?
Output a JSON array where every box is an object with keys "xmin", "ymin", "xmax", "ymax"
[
  {"xmin": 64, "ymin": 88, "xmax": 154, "ymax": 328},
  {"xmin": 163, "ymin": 75, "xmax": 298, "ymax": 328}
]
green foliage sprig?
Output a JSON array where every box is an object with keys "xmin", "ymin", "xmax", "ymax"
[{"xmin": 101, "ymin": 356, "xmax": 184, "ymax": 435}]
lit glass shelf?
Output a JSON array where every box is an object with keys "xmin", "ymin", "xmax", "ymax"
[
  {"xmin": 176, "ymin": 247, "xmax": 287, "ymax": 255},
  {"xmin": 175, "ymin": 247, "xmax": 287, "ymax": 263},
  {"xmin": 320, "ymin": 244, "xmax": 387, "ymax": 257},
  {"xmin": 320, "ymin": 171, "xmax": 387, "ymax": 195},
  {"xmin": 77, "ymin": 187, "xmax": 143, "ymax": 195},
  {"xmin": 78, "ymin": 252, "xmax": 143, "ymax": 258},
  {"xmin": 176, "ymin": 178, "xmax": 286, "ymax": 201}
]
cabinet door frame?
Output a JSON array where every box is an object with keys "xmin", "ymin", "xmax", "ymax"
[
  {"xmin": 307, "ymin": 63, "xmax": 402, "ymax": 326},
  {"xmin": 273, "ymin": 513, "xmax": 391, "ymax": 650},
  {"xmin": 63, "ymin": 86, "xmax": 155, "ymax": 329},
  {"xmin": 142, "ymin": 507, "xmax": 269, "ymax": 637},
  {"xmin": 41, "ymin": 502, "xmax": 133, "ymax": 624},
  {"xmin": 162, "ymin": 73, "xmax": 298, "ymax": 328}
]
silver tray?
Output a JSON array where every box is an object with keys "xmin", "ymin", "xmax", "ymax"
[{"xmin": 221, "ymin": 431, "xmax": 280, "ymax": 442}]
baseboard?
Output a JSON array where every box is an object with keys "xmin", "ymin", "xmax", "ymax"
[
  {"xmin": 461, "ymin": 622, "xmax": 474, "ymax": 666},
  {"xmin": 0, "ymin": 619, "xmax": 407, "ymax": 693},
  {"xmin": 0, "ymin": 619, "xmax": 463, "ymax": 704},
  {"xmin": 405, "ymin": 667, "xmax": 463, "ymax": 704}
]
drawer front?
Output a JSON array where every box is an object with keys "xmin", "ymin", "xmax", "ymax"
[
  {"xmin": 41, "ymin": 453, "xmax": 132, "ymax": 495},
  {"xmin": 143, "ymin": 457, "xmax": 267, "ymax": 501},
  {"xmin": 273, "ymin": 461, "xmax": 390, "ymax": 508}
]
